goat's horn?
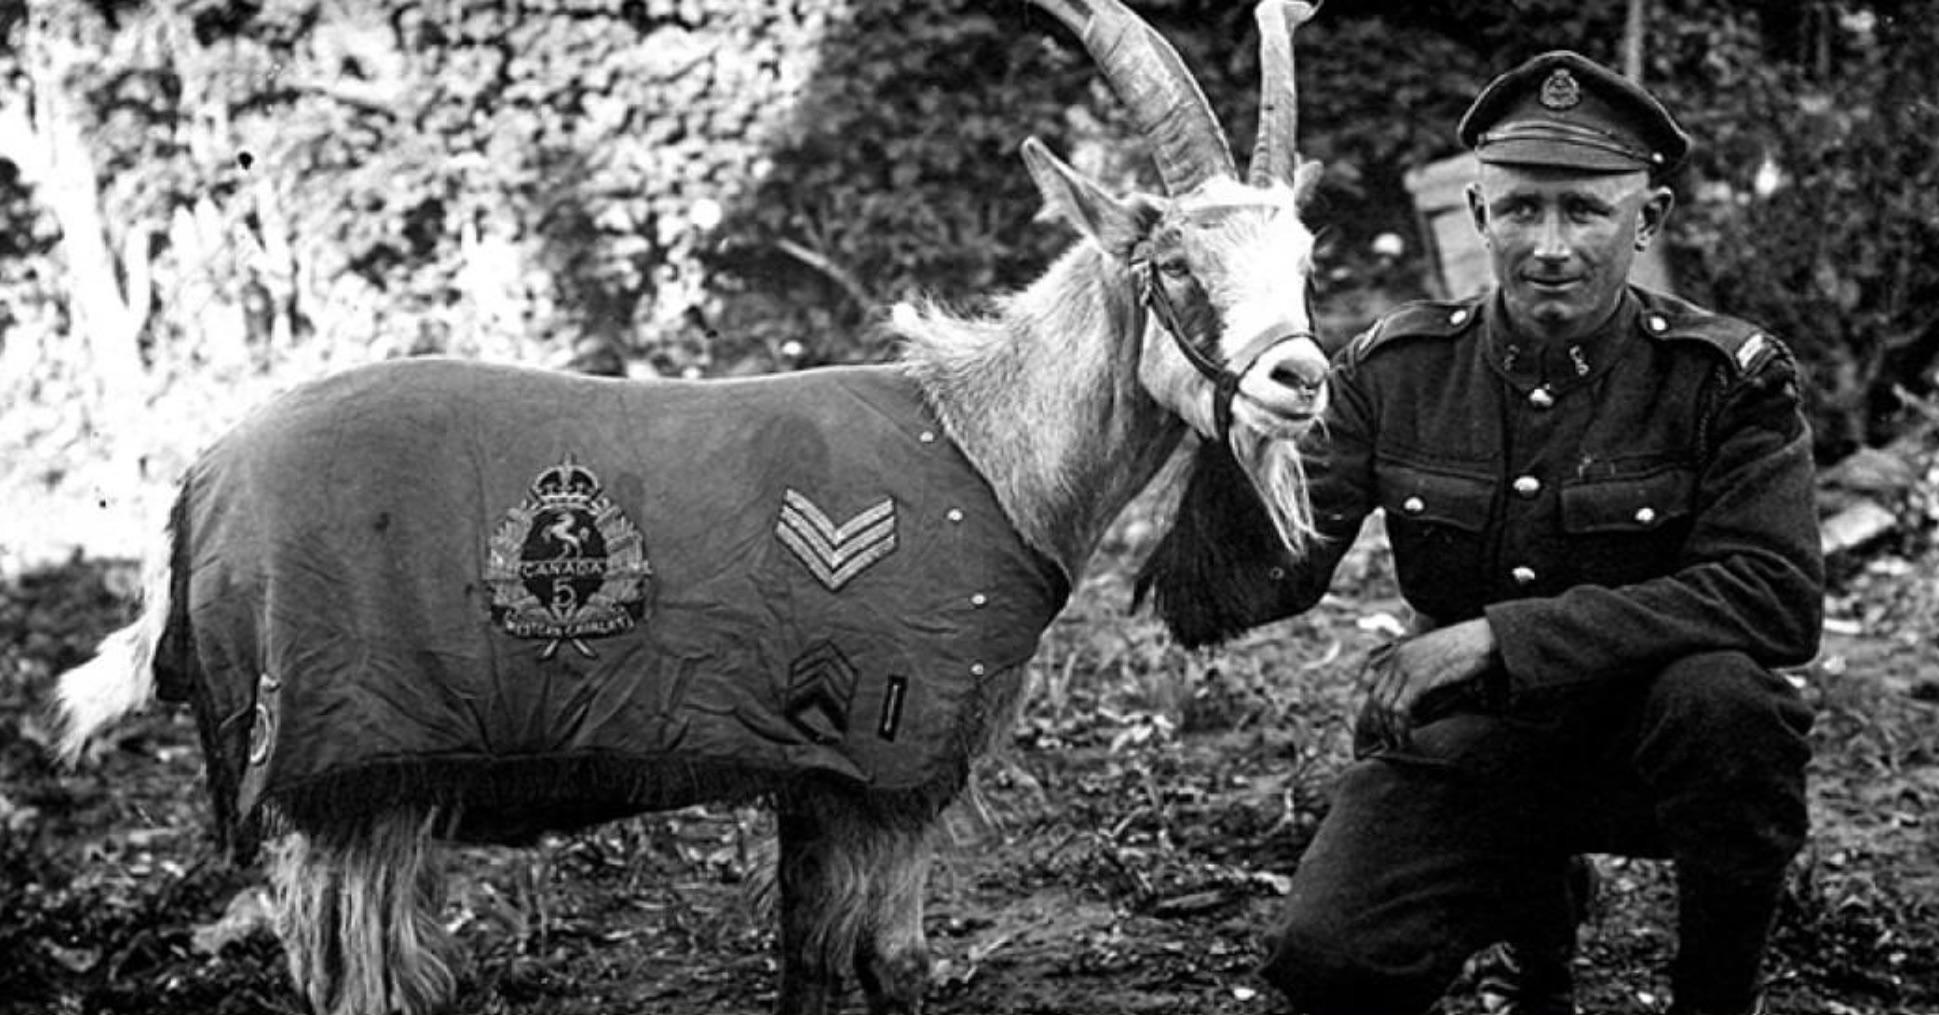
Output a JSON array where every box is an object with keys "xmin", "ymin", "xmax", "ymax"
[
  {"xmin": 1247, "ymin": 0, "xmax": 1317, "ymax": 188},
  {"xmin": 1030, "ymin": 0, "xmax": 1234, "ymax": 194}
]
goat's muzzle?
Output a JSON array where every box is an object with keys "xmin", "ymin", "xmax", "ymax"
[{"xmin": 1235, "ymin": 328, "xmax": 1328, "ymax": 436}]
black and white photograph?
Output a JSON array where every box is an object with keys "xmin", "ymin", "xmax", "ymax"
[{"xmin": 0, "ymin": 1, "xmax": 1933, "ymax": 1012}]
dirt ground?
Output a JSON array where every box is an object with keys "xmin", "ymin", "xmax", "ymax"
[{"xmin": 2, "ymin": 524, "xmax": 1935, "ymax": 1015}]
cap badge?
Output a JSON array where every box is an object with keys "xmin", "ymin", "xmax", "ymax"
[{"xmin": 1540, "ymin": 68, "xmax": 1582, "ymax": 110}]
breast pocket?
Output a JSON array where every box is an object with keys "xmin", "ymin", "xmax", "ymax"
[
  {"xmin": 1559, "ymin": 466, "xmax": 1695, "ymax": 585},
  {"xmin": 1376, "ymin": 461, "xmax": 1495, "ymax": 617}
]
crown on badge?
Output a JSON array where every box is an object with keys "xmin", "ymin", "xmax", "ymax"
[{"xmin": 532, "ymin": 454, "xmax": 601, "ymax": 505}]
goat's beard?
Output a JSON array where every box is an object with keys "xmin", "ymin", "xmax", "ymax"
[
  {"xmin": 1131, "ymin": 426, "xmax": 1317, "ymax": 650},
  {"xmin": 1228, "ymin": 424, "xmax": 1316, "ymax": 557}
]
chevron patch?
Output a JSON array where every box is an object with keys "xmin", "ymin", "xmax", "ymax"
[
  {"xmin": 786, "ymin": 640, "xmax": 858, "ymax": 744},
  {"xmin": 1736, "ymin": 332, "xmax": 1769, "ymax": 370},
  {"xmin": 776, "ymin": 489, "xmax": 898, "ymax": 591}
]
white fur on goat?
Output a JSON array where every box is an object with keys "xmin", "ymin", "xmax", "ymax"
[{"xmin": 56, "ymin": 516, "xmax": 173, "ymax": 763}]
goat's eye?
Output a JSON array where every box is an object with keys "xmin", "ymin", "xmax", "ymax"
[{"xmin": 1157, "ymin": 257, "xmax": 1191, "ymax": 278}]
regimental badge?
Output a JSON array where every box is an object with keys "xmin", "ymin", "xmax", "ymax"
[
  {"xmin": 1540, "ymin": 68, "xmax": 1582, "ymax": 110},
  {"xmin": 486, "ymin": 454, "xmax": 651, "ymax": 658}
]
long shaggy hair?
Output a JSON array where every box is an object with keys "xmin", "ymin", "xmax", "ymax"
[
  {"xmin": 1133, "ymin": 436, "xmax": 1307, "ymax": 649},
  {"xmin": 897, "ymin": 237, "xmax": 1178, "ymax": 575},
  {"xmin": 1229, "ymin": 420, "xmax": 1316, "ymax": 560},
  {"xmin": 270, "ymin": 806, "xmax": 459, "ymax": 1015},
  {"xmin": 899, "ymin": 233, "xmax": 1319, "ymax": 653}
]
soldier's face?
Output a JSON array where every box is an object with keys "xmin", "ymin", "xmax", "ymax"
[{"xmin": 1468, "ymin": 164, "xmax": 1673, "ymax": 343}]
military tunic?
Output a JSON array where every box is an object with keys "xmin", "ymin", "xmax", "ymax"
[
  {"xmin": 1257, "ymin": 285, "xmax": 1823, "ymax": 1015},
  {"xmin": 1280, "ymin": 284, "xmax": 1823, "ymax": 700}
]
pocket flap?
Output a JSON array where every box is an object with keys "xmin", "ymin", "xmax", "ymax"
[
  {"xmin": 1377, "ymin": 463, "xmax": 1494, "ymax": 533},
  {"xmin": 1561, "ymin": 467, "xmax": 1694, "ymax": 533}
]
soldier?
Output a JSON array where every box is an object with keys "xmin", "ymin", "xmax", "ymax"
[{"xmin": 1254, "ymin": 51, "xmax": 1822, "ymax": 1015}]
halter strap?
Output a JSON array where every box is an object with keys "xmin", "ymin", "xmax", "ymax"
[{"xmin": 1137, "ymin": 258, "xmax": 1315, "ymax": 448}]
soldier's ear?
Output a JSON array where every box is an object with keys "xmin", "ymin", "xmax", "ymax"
[
  {"xmin": 1636, "ymin": 185, "xmax": 1675, "ymax": 250},
  {"xmin": 1465, "ymin": 182, "xmax": 1489, "ymax": 240}
]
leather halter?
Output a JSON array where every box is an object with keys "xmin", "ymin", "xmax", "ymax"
[{"xmin": 1136, "ymin": 256, "xmax": 1316, "ymax": 448}]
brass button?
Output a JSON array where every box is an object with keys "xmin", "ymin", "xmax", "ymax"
[
  {"xmin": 918, "ymin": 430, "xmax": 937, "ymax": 444},
  {"xmin": 970, "ymin": 592, "xmax": 988, "ymax": 607},
  {"xmin": 970, "ymin": 662, "xmax": 987, "ymax": 677},
  {"xmin": 1511, "ymin": 566, "xmax": 1537, "ymax": 585},
  {"xmin": 1647, "ymin": 314, "xmax": 1669, "ymax": 333},
  {"xmin": 946, "ymin": 508, "xmax": 964, "ymax": 523},
  {"xmin": 1450, "ymin": 308, "xmax": 1470, "ymax": 326},
  {"xmin": 1528, "ymin": 387, "xmax": 1555, "ymax": 409},
  {"xmin": 1402, "ymin": 496, "xmax": 1426, "ymax": 515},
  {"xmin": 1635, "ymin": 506, "xmax": 1657, "ymax": 525},
  {"xmin": 1512, "ymin": 475, "xmax": 1541, "ymax": 498}
]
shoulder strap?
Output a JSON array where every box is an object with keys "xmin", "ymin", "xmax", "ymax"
[
  {"xmin": 1633, "ymin": 288, "xmax": 1786, "ymax": 379},
  {"xmin": 1345, "ymin": 295, "xmax": 1485, "ymax": 365}
]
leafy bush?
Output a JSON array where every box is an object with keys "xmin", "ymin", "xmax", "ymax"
[
  {"xmin": 5, "ymin": 0, "xmax": 1939, "ymax": 571},
  {"xmin": 1660, "ymin": 2, "xmax": 1939, "ymax": 459},
  {"xmin": 701, "ymin": 0, "xmax": 1097, "ymax": 368}
]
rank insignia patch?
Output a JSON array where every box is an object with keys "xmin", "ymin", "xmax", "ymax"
[
  {"xmin": 786, "ymin": 640, "xmax": 858, "ymax": 745},
  {"xmin": 487, "ymin": 454, "xmax": 651, "ymax": 658},
  {"xmin": 775, "ymin": 488, "xmax": 897, "ymax": 591},
  {"xmin": 1737, "ymin": 332, "xmax": 1770, "ymax": 371}
]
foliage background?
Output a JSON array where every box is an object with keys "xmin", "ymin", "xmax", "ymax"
[
  {"xmin": 1, "ymin": 0, "xmax": 1937, "ymax": 567},
  {"xmin": 0, "ymin": 4, "xmax": 1935, "ymax": 1012}
]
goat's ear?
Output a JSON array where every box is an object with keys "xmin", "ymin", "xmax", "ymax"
[{"xmin": 1022, "ymin": 137, "xmax": 1148, "ymax": 259}]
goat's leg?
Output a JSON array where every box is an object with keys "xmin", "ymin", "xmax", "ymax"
[
  {"xmin": 270, "ymin": 805, "xmax": 458, "ymax": 1015},
  {"xmin": 776, "ymin": 799, "xmax": 850, "ymax": 1015},
  {"xmin": 776, "ymin": 786, "xmax": 935, "ymax": 1015},
  {"xmin": 852, "ymin": 819, "xmax": 932, "ymax": 1015}
]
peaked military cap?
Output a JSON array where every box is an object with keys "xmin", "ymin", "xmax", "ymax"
[{"xmin": 1457, "ymin": 50, "xmax": 1690, "ymax": 174}]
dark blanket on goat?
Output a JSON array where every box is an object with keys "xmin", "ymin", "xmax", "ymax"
[{"xmin": 176, "ymin": 358, "xmax": 1068, "ymax": 842}]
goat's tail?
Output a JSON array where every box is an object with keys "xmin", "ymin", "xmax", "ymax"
[{"xmin": 54, "ymin": 507, "xmax": 178, "ymax": 764}]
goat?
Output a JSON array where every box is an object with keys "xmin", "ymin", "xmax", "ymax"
[{"xmin": 55, "ymin": 2, "xmax": 1328, "ymax": 1012}]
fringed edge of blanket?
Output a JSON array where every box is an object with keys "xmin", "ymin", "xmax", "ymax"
[
  {"xmin": 246, "ymin": 753, "xmax": 973, "ymax": 853},
  {"xmin": 217, "ymin": 660, "xmax": 1030, "ymax": 864}
]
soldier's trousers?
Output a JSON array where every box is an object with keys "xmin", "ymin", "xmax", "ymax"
[{"xmin": 1258, "ymin": 650, "xmax": 1813, "ymax": 1015}]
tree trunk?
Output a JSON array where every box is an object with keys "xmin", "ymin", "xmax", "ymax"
[
  {"xmin": 1622, "ymin": 0, "xmax": 1648, "ymax": 81},
  {"xmin": 13, "ymin": 22, "xmax": 152, "ymax": 418}
]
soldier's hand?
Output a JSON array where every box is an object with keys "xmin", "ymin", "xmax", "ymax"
[{"xmin": 1361, "ymin": 619, "xmax": 1501, "ymax": 748}]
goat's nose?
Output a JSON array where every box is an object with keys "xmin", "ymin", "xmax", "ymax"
[
  {"xmin": 1270, "ymin": 350, "xmax": 1326, "ymax": 390},
  {"xmin": 1239, "ymin": 333, "xmax": 1329, "ymax": 425},
  {"xmin": 1264, "ymin": 337, "xmax": 1328, "ymax": 391}
]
